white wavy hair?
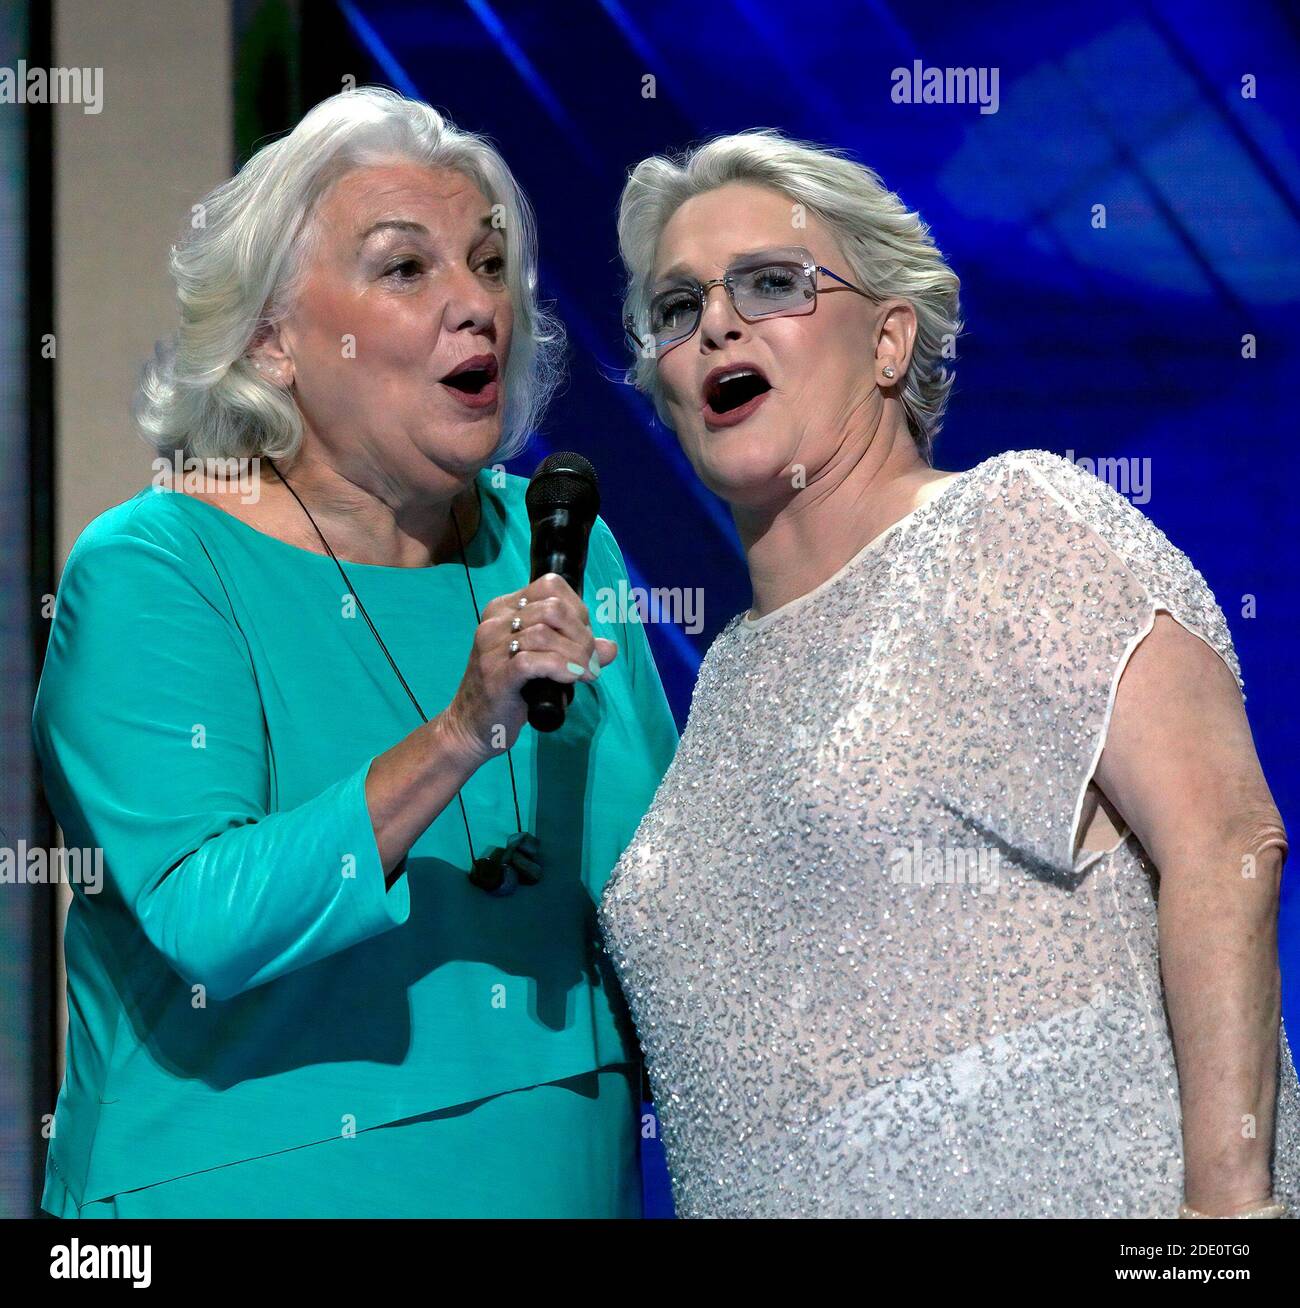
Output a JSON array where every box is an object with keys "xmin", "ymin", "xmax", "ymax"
[
  {"xmin": 617, "ymin": 130, "xmax": 962, "ymax": 462},
  {"xmin": 135, "ymin": 86, "xmax": 564, "ymax": 463}
]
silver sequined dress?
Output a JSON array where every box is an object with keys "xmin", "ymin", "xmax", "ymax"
[{"xmin": 599, "ymin": 449, "xmax": 1300, "ymax": 1217}]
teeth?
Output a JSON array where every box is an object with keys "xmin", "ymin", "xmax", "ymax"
[{"xmin": 715, "ymin": 369, "xmax": 756, "ymax": 385}]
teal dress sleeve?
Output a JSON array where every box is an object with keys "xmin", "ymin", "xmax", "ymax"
[{"xmin": 33, "ymin": 531, "xmax": 411, "ymax": 1002}]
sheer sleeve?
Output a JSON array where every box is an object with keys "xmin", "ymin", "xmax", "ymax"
[
  {"xmin": 938, "ymin": 451, "xmax": 1243, "ymax": 878},
  {"xmin": 32, "ymin": 530, "xmax": 411, "ymax": 1001}
]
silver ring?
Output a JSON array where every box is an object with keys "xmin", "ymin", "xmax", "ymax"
[
  {"xmin": 508, "ymin": 638, "xmax": 521, "ymax": 656},
  {"xmin": 516, "ymin": 596, "xmax": 528, "ymax": 609},
  {"xmin": 510, "ymin": 616, "xmax": 523, "ymax": 632}
]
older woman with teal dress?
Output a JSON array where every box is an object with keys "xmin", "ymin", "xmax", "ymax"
[{"xmin": 33, "ymin": 88, "xmax": 678, "ymax": 1218}]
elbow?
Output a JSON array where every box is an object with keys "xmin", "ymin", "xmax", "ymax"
[
  {"xmin": 1157, "ymin": 803, "xmax": 1288, "ymax": 908},
  {"xmin": 137, "ymin": 898, "xmax": 253, "ymax": 1002},
  {"xmin": 1172, "ymin": 804, "xmax": 1290, "ymax": 908},
  {"xmin": 159, "ymin": 939, "xmax": 252, "ymax": 1003},
  {"xmin": 1220, "ymin": 804, "xmax": 1288, "ymax": 885}
]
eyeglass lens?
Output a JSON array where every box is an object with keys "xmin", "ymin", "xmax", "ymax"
[{"xmin": 646, "ymin": 251, "xmax": 817, "ymax": 351}]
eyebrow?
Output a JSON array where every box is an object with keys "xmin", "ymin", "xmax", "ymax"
[
  {"xmin": 358, "ymin": 219, "xmax": 428, "ymax": 245},
  {"xmin": 357, "ymin": 215, "xmax": 498, "ymax": 248},
  {"xmin": 652, "ymin": 247, "xmax": 796, "ymax": 286}
]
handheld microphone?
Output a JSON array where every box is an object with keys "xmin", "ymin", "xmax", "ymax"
[{"xmin": 523, "ymin": 452, "xmax": 601, "ymax": 733}]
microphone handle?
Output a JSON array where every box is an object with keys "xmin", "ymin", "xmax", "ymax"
[
  {"xmin": 524, "ymin": 511, "xmax": 591, "ymax": 733},
  {"xmin": 521, "ymin": 572, "xmax": 576, "ymax": 733}
]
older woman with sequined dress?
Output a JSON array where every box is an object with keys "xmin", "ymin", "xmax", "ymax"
[{"xmin": 598, "ymin": 130, "xmax": 1300, "ymax": 1219}]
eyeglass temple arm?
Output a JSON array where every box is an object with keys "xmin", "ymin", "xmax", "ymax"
[{"xmin": 817, "ymin": 266, "xmax": 869, "ymax": 296}]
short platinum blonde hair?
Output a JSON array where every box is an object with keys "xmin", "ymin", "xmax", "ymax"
[
  {"xmin": 617, "ymin": 130, "xmax": 962, "ymax": 461},
  {"xmin": 135, "ymin": 86, "xmax": 563, "ymax": 463}
]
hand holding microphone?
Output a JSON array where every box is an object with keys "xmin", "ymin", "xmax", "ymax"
[
  {"xmin": 520, "ymin": 451, "xmax": 606, "ymax": 732},
  {"xmin": 441, "ymin": 452, "xmax": 617, "ymax": 764}
]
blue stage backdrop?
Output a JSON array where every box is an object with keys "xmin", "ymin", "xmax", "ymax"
[{"xmin": 324, "ymin": 0, "xmax": 1300, "ymax": 1213}]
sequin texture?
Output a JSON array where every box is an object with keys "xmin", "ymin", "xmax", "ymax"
[{"xmin": 598, "ymin": 450, "xmax": 1300, "ymax": 1218}]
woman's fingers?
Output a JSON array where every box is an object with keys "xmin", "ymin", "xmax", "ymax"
[
  {"xmin": 526, "ymin": 571, "xmax": 590, "ymax": 623},
  {"xmin": 483, "ymin": 572, "xmax": 589, "ymax": 623},
  {"xmin": 478, "ymin": 575, "xmax": 620, "ymax": 695},
  {"xmin": 514, "ymin": 593, "xmax": 590, "ymax": 647},
  {"xmin": 506, "ymin": 647, "xmax": 596, "ymax": 687},
  {"xmin": 452, "ymin": 577, "xmax": 618, "ymax": 756}
]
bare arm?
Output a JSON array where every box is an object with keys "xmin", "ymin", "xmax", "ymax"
[
  {"xmin": 367, "ymin": 714, "xmax": 484, "ymax": 888},
  {"xmin": 1093, "ymin": 612, "xmax": 1287, "ymax": 1215}
]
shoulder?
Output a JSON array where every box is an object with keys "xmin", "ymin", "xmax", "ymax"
[
  {"xmin": 65, "ymin": 486, "xmax": 210, "ymax": 571},
  {"xmin": 37, "ymin": 490, "xmax": 251, "ymax": 735},
  {"xmin": 937, "ymin": 448, "xmax": 1243, "ymax": 692},
  {"xmin": 56, "ymin": 486, "xmax": 235, "ymax": 624},
  {"xmin": 589, "ymin": 515, "xmax": 625, "ymax": 574},
  {"xmin": 936, "ymin": 448, "xmax": 1141, "ymax": 519},
  {"xmin": 982, "ymin": 448, "xmax": 1152, "ymax": 530},
  {"xmin": 944, "ymin": 448, "xmax": 1206, "ymax": 581}
]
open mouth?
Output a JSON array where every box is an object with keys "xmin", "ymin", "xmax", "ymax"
[
  {"xmin": 703, "ymin": 364, "xmax": 772, "ymax": 418},
  {"xmin": 440, "ymin": 354, "xmax": 500, "ymax": 397}
]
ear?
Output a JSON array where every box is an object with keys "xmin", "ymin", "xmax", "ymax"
[
  {"xmin": 873, "ymin": 299, "xmax": 917, "ymax": 386},
  {"xmin": 245, "ymin": 321, "xmax": 295, "ymax": 389}
]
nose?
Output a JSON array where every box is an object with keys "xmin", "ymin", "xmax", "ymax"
[
  {"xmin": 442, "ymin": 264, "xmax": 499, "ymax": 340},
  {"xmin": 698, "ymin": 282, "xmax": 746, "ymax": 352}
]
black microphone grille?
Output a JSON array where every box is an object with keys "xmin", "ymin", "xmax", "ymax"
[{"xmin": 526, "ymin": 451, "xmax": 600, "ymax": 514}]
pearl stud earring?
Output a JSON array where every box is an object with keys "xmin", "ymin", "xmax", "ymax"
[{"xmin": 882, "ymin": 365, "xmax": 896, "ymax": 380}]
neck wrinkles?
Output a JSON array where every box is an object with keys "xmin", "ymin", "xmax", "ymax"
[
  {"xmin": 736, "ymin": 424, "xmax": 935, "ymax": 622},
  {"xmin": 265, "ymin": 452, "xmax": 483, "ymax": 568}
]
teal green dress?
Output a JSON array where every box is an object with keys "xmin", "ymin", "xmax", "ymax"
[{"xmin": 34, "ymin": 466, "xmax": 679, "ymax": 1218}]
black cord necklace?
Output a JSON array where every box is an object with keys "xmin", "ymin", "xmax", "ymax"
[{"xmin": 265, "ymin": 456, "xmax": 541, "ymax": 897}]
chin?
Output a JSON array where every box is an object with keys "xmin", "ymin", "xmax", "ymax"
[
  {"xmin": 420, "ymin": 428, "xmax": 502, "ymax": 477},
  {"xmin": 687, "ymin": 426, "xmax": 799, "ymax": 506}
]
